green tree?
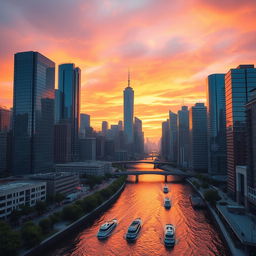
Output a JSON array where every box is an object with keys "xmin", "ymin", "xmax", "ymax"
[
  {"xmin": 204, "ymin": 189, "xmax": 221, "ymax": 205},
  {"xmin": 21, "ymin": 222, "xmax": 42, "ymax": 248},
  {"xmin": 62, "ymin": 204, "xmax": 83, "ymax": 221},
  {"xmin": 39, "ymin": 218, "xmax": 52, "ymax": 235},
  {"xmin": 0, "ymin": 221, "xmax": 21, "ymax": 256},
  {"xmin": 54, "ymin": 193, "xmax": 66, "ymax": 203},
  {"xmin": 35, "ymin": 201, "xmax": 47, "ymax": 215}
]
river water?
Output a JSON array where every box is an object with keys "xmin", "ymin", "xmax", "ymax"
[{"xmin": 49, "ymin": 162, "xmax": 228, "ymax": 256}]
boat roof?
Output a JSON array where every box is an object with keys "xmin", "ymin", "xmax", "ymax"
[{"xmin": 165, "ymin": 224, "xmax": 174, "ymax": 234}]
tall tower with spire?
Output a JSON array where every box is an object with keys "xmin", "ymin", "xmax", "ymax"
[{"xmin": 123, "ymin": 70, "xmax": 134, "ymax": 147}]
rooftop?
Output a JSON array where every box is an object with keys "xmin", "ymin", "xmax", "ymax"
[{"xmin": 0, "ymin": 181, "xmax": 45, "ymax": 193}]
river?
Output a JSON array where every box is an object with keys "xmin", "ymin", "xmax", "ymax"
[{"xmin": 49, "ymin": 162, "xmax": 228, "ymax": 256}]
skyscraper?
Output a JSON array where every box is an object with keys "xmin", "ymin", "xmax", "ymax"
[
  {"xmin": 225, "ymin": 65, "xmax": 256, "ymax": 197},
  {"xmin": 80, "ymin": 113, "xmax": 90, "ymax": 137},
  {"xmin": 123, "ymin": 71, "xmax": 134, "ymax": 146},
  {"xmin": 0, "ymin": 107, "xmax": 11, "ymax": 132},
  {"xmin": 169, "ymin": 111, "xmax": 177, "ymax": 162},
  {"xmin": 134, "ymin": 117, "xmax": 144, "ymax": 155},
  {"xmin": 207, "ymin": 74, "xmax": 226, "ymax": 175},
  {"xmin": 57, "ymin": 63, "xmax": 81, "ymax": 161},
  {"xmin": 12, "ymin": 51, "xmax": 55, "ymax": 174},
  {"xmin": 177, "ymin": 106, "xmax": 189, "ymax": 168},
  {"xmin": 161, "ymin": 120, "xmax": 170, "ymax": 160},
  {"xmin": 102, "ymin": 121, "xmax": 108, "ymax": 136},
  {"xmin": 189, "ymin": 103, "xmax": 208, "ymax": 172}
]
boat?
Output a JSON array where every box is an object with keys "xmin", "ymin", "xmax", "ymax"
[
  {"xmin": 125, "ymin": 218, "xmax": 142, "ymax": 241},
  {"xmin": 97, "ymin": 219, "xmax": 118, "ymax": 239},
  {"xmin": 164, "ymin": 197, "xmax": 171, "ymax": 209},
  {"xmin": 164, "ymin": 224, "xmax": 175, "ymax": 247},
  {"xmin": 163, "ymin": 185, "xmax": 169, "ymax": 193}
]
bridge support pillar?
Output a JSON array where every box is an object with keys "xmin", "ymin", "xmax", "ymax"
[
  {"xmin": 135, "ymin": 175, "xmax": 139, "ymax": 183},
  {"xmin": 165, "ymin": 175, "xmax": 168, "ymax": 183}
]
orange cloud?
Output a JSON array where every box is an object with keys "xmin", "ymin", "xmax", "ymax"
[{"xmin": 1, "ymin": 0, "xmax": 256, "ymax": 141}]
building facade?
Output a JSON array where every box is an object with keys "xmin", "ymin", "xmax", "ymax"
[
  {"xmin": 29, "ymin": 172, "xmax": 79, "ymax": 196},
  {"xmin": 207, "ymin": 74, "xmax": 226, "ymax": 175},
  {"xmin": 161, "ymin": 120, "xmax": 170, "ymax": 160},
  {"xmin": 12, "ymin": 51, "xmax": 55, "ymax": 175},
  {"xmin": 123, "ymin": 73, "xmax": 134, "ymax": 147},
  {"xmin": 80, "ymin": 113, "xmax": 90, "ymax": 138},
  {"xmin": 225, "ymin": 65, "xmax": 256, "ymax": 197},
  {"xmin": 169, "ymin": 111, "xmax": 178, "ymax": 163},
  {"xmin": 57, "ymin": 63, "xmax": 81, "ymax": 161},
  {"xmin": 0, "ymin": 181, "xmax": 46, "ymax": 219},
  {"xmin": 0, "ymin": 107, "xmax": 11, "ymax": 132},
  {"xmin": 102, "ymin": 121, "xmax": 108, "ymax": 136},
  {"xmin": 134, "ymin": 117, "xmax": 144, "ymax": 156},
  {"xmin": 177, "ymin": 106, "xmax": 189, "ymax": 168},
  {"xmin": 189, "ymin": 103, "xmax": 208, "ymax": 172}
]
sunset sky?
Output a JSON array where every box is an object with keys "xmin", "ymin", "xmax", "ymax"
[{"xmin": 1, "ymin": 0, "xmax": 256, "ymax": 141}]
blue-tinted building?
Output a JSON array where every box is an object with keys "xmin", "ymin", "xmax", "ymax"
[
  {"xmin": 57, "ymin": 63, "xmax": 81, "ymax": 161},
  {"xmin": 189, "ymin": 103, "xmax": 208, "ymax": 172},
  {"xmin": 12, "ymin": 51, "xmax": 55, "ymax": 174},
  {"xmin": 169, "ymin": 111, "xmax": 177, "ymax": 162},
  {"xmin": 123, "ymin": 72, "xmax": 134, "ymax": 147},
  {"xmin": 177, "ymin": 106, "xmax": 189, "ymax": 168},
  {"xmin": 207, "ymin": 74, "xmax": 226, "ymax": 175},
  {"xmin": 225, "ymin": 65, "xmax": 256, "ymax": 197}
]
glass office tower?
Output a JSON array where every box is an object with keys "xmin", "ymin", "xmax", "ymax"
[
  {"xmin": 177, "ymin": 106, "xmax": 189, "ymax": 168},
  {"xmin": 207, "ymin": 74, "xmax": 226, "ymax": 175},
  {"xmin": 123, "ymin": 72, "xmax": 134, "ymax": 147},
  {"xmin": 57, "ymin": 64, "xmax": 81, "ymax": 161},
  {"xmin": 225, "ymin": 65, "xmax": 256, "ymax": 197},
  {"xmin": 12, "ymin": 51, "xmax": 55, "ymax": 174},
  {"xmin": 189, "ymin": 103, "xmax": 208, "ymax": 172},
  {"xmin": 169, "ymin": 111, "xmax": 177, "ymax": 162}
]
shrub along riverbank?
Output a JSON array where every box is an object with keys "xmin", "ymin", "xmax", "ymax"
[{"xmin": 0, "ymin": 176, "xmax": 127, "ymax": 256}]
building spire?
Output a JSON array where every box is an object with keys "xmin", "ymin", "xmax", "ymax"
[{"xmin": 128, "ymin": 69, "xmax": 130, "ymax": 87}]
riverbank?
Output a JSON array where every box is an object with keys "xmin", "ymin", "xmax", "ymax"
[
  {"xmin": 187, "ymin": 178, "xmax": 246, "ymax": 256},
  {"xmin": 20, "ymin": 176, "xmax": 126, "ymax": 256}
]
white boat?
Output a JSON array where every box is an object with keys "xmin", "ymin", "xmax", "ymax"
[
  {"xmin": 163, "ymin": 185, "xmax": 169, "ymax": 193},
  {"xmin": 164, "ymin": 224, "xmax": 175, "ymax": 247},
  {"xmin": 125, "ymin": 218, "xmax": 142, "ymax": 241},
  {"xmin": 97, "ymin": 219, "xmax": 117, "ymax": 239},
  {"xmin": 164, "ymin": 197, "xmax": 171, "ymax": 209}
]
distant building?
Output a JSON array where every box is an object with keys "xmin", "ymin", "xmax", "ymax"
[
  {"xmin": 102, "ymin": 121, "xmax": 108, "ymax": 136},
  {"xmin": 79, "ymin": 138, "xmax": 96, "ymax": 161},
  {"xmin": 54, "ymin": 122, "xmax": 72, "ymax": 163},
  {"xmin": 104, "ymin": 139, "xmax": 115, "ymax": 160},
  {"xmin": 80, "ymin": 113, "xmax": 90, "ymax": 137},
  {"xmin": 169, "ymin": 111, "xmax": 177, "ymax": 163},
  {"xmin": 177, "ymin": 106, "xmax": 189, "ymax": 168},
  {"xmin": 54, "ymin": 89, "xmax": 62, "ymax": 124},
  {"xmin": 0, "ymin": 107, "xmax": 11, "ymax": 132},
  {"xmin": 161, "ymin": 120, "xmax": 170, "ymax": 160},
  {"xmin": 0, "ymin": 181, "xmax": 46, "ymax": 219},
  {"xmin": 57, "ymin": 63, "xmax": 81, "ymax": 161},
  {"xmin": 0, "ymin": 132, "xmax": 11, "ymax": 173},
  {"xmin": 118, "ymin": 120, "xmax": 123, "ymax": 131},
  {"xmin": 189, "ymin": 103, "xmax": 208, "ymax": 172},
  {"xmin": 12, "ymin": 51, "xmax": 55, "ymax": 175},
  {"xmin": 55, "ymin": 161, "xmax": 111, "ymax": 176},
  {"xmin": 123, "ymin": 72, "xmax": 134, "ymax": 147},
  {"xmin": 96, "ymin": 135, "xmax": 105, "ymax": 160},
  {"xmin": 134, "ymin": 117, "xmax": 144, "ymax": 156},
  {"xmin": 207, "ymin": 74, "xmax": 226, "ymax": 175},
  {"xmin": 29, "ymin": 172, "xmax": 80, "ymax": 196},
  {"xmin": 246, "ymin": 88, "xmax": 256, "ymax": 210},
  {"xmin": 225, "ymin": 65, "xmax": 256, "ymax": 198}
]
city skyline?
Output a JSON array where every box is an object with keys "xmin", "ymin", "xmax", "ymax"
[{"xmin": 1, "ymin": 1, "xmax": 256, "ymax": 141}]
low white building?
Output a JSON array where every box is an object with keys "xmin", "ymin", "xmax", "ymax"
[
  {"xmin": 55, "ymin": 161, "xmax": 112, "ymax": 176},
  {"xmin": 29, "ymin": 172, "xmax": 80, "ymax": 196},
  {"xmin": 0, "ymin": 181, "xmax": 46, "ymax": 219}
]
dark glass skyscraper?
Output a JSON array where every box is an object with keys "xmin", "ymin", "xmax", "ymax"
[
  {"xmin": 12, "ymin": 51, "xmax": 55, "ymax": 174},
  {"xmin": 225, "ymin": 65, "xmax": 256, "ymax": 197},
  {"xmin": 177, "ymin": 106, "xmax": 189, "ymax": 168},
  {"xmin": 207, "ymin": 74, "xmax": 226, "ymax": 175},
  {"xmin": 57, "ymin": 63, "xmax": 81, "ymax": 161},
  {"xmin": 189, "ymin": 103, "xmax": 208, "ymax": 172},
  {"xmin": 123, "ymin": 72, "xmax": 134, "ymax": 146},
  {"xmin": 169, "ymin": 111, "xmax": 177, "ymax": 162},
  {"xmin": 161, "ymin": 120, "xmax": 170, "ymax": 160}
]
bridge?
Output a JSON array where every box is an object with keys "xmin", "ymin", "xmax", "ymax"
[
  {"xmin": 112, "ymin": 160, "xmax": 175, "ymax": 166},
  {"xmin": 114, "ymin": 170, "xmax": 192, "ymax": 182}
]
